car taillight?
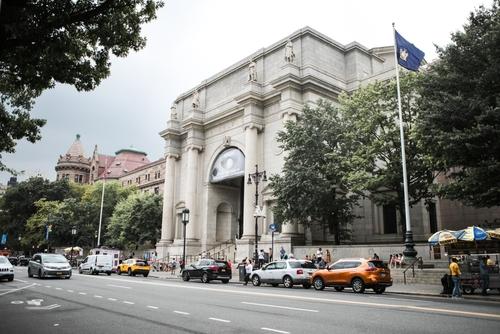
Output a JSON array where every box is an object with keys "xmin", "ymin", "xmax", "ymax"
[
  {"xmin": 296, "ymin": 269, "xmax": 304, "ymax": 275},
  {"xmin": 365, "ymin": 267, "xmax": 377, "ymax": 272},
  {"xmin": 209, "ymin": 265, "xmax": 219, "ymax": 271}
]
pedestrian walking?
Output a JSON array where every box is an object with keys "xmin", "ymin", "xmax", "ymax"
[
  {"xmin": 325, "ymin": 249, "xmax": 331, "ymax": 264},
  {"xmin": 372, "ymin": 253, "xmax": 380, "ymax": 260},
  {"xmin": 258, "ymin": 249, "xmax": 265, "ymax": 268},
  {"xmin": 244, "ymin": 259, "xmax": 253, "ymax": 285},
  {"xmin": 449, "ymin": 257, "xmax": 462, "ymax": 299},
  {"xmin": 479, "ymin": 257, "xmax": 490, "ymax": 296},
  {"xmin": 280, "ymin": 246, "xmax": 286, "ymax": 260},
  {"xmin": 316, "ymin": 247, "xmax": 323, "ymax": 264},
  {"xmin": 170, "ymin": 258, "xmax": 177, "ymax": 275}
]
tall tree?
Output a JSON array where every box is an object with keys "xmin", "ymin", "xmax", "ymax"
[
  {"xmin": 0, "ymin": 0, "xmax": 164, "ymax": 171},
  {"xmin": 270, "ymin": 101, "xmax": 359, "ymax": 244},
  {"xmin": 417, "ymin": 0, "xmax": 500, "ymax": 207},
  {"xmin": 106, "ymin": 192, "xmax": 162, "ymax": 250},
  {"xmin": 339, "ymin": 72, "xmax": 436, "ymax": 232}
]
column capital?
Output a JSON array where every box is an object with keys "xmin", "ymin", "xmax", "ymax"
[
  {"xmin": 244, "ymin": 123, "xmax": 264, "ymax": 132},
  {"xmin": 185, "ymin": 144, "xmax": 203, "ymax": 153},
  {"xmin": 281, "ymin": 110, "xmax": 300, "ymax": 120},
  {"xmin": 165, "ymin": 153, "xmax": 180, "ymax": 160}
]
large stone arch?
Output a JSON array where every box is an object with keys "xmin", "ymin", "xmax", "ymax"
[
  {"xmin": 208, "ymin": 146, "xmax": 245, "ymax": 184},
  {"xmin": 216, "ymin": 202, "xmax": 236, "ymax": 242}
]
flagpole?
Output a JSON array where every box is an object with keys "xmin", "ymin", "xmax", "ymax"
[
  {"xmin": 392, "ymin": 22, "xmax": 417, "ymax": 258},
  {"xmin": 97, "ymin": 156, "xmax": 107, "ymax": 248}
]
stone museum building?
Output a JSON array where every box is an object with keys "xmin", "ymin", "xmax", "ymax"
[{"xmin": 157, "ymin": 27, "xmax": 421, "ymax": 260}]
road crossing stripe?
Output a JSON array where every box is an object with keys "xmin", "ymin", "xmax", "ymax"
[
  {"xmin": 147, "ymin": 305, "xmax": 159, "ymax": 309},
  {"xmin": 262, "ymin": 328, "xmax": 290, "ymax": 334},
  {"xmin": 123, "ymin": 301, "xmax": 134, "ymax": 305},
  {"xmin": 209, "ymin": 317, "xmax": 230, "ymax": 323},
  {"xmin": 0, "ymin": 283, "xmax": 36, "ymax": 296},
  {"xmin": 173, "ymin": 311, "xmax": 190, "ymax": 315}
]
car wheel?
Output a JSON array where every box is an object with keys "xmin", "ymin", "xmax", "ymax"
[
  {"xmin": 462, "ymin": 286, "xmax": 474, "ymax": 295},
  {"xmin": 107, "ymin": 272, "xmax": 112, "ymax": 276},
  {"xmin": 334, "ymin": 286, "xmax": 344, "ymax": 292},
  {"xmin": 221, "ymin": 279, "xmax": 229, "ymax": 284},
  {"xmin": 128, "ymin": 268, "xmax": 132, "ymax": 276},
  {"xmin": 302, "ymin": 283, "xmax": 311, "ymax": 289},
  {"xmin": 65, "ymin": 276, "xmax": 71, "ymax": 280},
  {"xmin": 117, "ymin": 268, "xmax": 122, "ymax": 275},
  {"xmin": 283, "ymin": 275, "xmax": 294, "ymax": 288},
  {"xmin": 28, "ymin": 267, "xmax": 33, "ymax": 278},
  {"xmin": 201, "ymin": 272, "xmax": 210, "ymax": 283},
  {"xmin": 8, "ymin": 277, "xmax": 14, "ymax": 282},
  {"xmin": 78, "ymin": 268, "xmax": 83, "ymax": 274},
  {"xmin": 38, "ymin": 269, "xmax": 44, "ymax": 279},
  {"xmin": 143, "ymin": 273, "xmax": 149, "ymax": 277},
  {"xmin": 182, "ymin": 271, "xmax": 190, "ymax": 281},
  {"xmin": 373, "ymin": 286, "xmax": 386, "ymax": 294},
  {"xmin": 252, "ymin": 275, "xmax": 261, "ymax": 286},
  {"xmin": 351, "ymin": 278, "xmax": 365, "ymax": 293},
  {"xmin": 313, "ymin": 277, "xmax": 325, "ymax": 290}
]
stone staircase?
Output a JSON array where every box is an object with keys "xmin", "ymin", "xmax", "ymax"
[{"xmin": 390, "ymin": 267, "xmax": 448, "ymax": 285}]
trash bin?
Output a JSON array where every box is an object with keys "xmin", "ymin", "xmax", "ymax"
[{"xmin": 238, "ymin": 263, "xmax": 246, "ymax": 282}]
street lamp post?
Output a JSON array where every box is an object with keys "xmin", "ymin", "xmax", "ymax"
[
  {"xmin": 181, "ymin": 209, "xmax": 190, "ymax": 271},
  {"xmin": 70, "ymin": 227, "xmax": 77, "ymax": 267},
  {"xmin": 247, "ymin": 164, "xmax": 267, "ymax": 267}
]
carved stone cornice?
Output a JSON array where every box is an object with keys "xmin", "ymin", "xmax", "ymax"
[{"xmin": 185, "ymin": 144, "xmax": 203, "ymax": 153}]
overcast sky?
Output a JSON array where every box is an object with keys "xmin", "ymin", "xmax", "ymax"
[{"xmin": 0, "ymin": 0, "xmax": 491, "ymax": 184}]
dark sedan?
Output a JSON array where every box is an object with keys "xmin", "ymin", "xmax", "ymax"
[{"xmin": 182, "ymin": 259, "xmax": 231, "ymax": 283}]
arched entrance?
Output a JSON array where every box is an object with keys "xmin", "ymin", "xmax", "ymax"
[{"xmin": 209, "ymin": 147, "xmax": 245, "ymax": 239}]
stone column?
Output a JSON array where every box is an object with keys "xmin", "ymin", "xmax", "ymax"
[
  {"xmin": 243, "ymin": 125, "xmax": 259, "ymax": 238},
  {"xmin": 160, "ymin": 154, "xmax": 178, "ymax": 242},
  {"xmin": 185, "ymin": 145, "xmax": 202, "ymax": 240}
]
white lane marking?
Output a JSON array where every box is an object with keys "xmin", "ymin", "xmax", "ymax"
[
  {"xmin": 78, "ymin": 292, "xmax": 87, "ymax": 295},
  {"xmin": 209, "ymin": 317, "xmax": 230, "ymax": 323},
  {"xmin": 123, "ymin": 301, "xmax": 134, "ymax": 305},
  {"xmin": 45, "ymin": 286, "xmax": 52, "ymax": 288},
  {"xmin": 53, "ymin": 324, "xmax": 60, "ymax": 327},
  {"xmin": 55, "ymin": 287, "xmax": 62, "ymax": 290},
  {"xmin": 107, "ymin": 284, "xmax": 131, "ymax": 289},
  {"xmin": 262, "ymin": 328, "xmax": 290, "ymax": 334},
  {"xmin": 0, "ymin": 283, "xmax": 36, "ymax": 296},
  {"xmin": 11, "ymin": 300, "xmax": 24, "ymax": 304},
  {"xmin": 26, "ymin": 304, "xmax": 61, "ymax": 310},
  {"xmin": 147, "ymin": 305, "xmax": 159, "ymax": 309},
  {"xmin": 108, "ymin": 298, "xmax": 117, "ymax": 301},
  {"xmin": 77, "ymin": 274, "xmax": 500, "ymax": 320},
  {"xmin": 173, "ymin": 311, "xmax": 190, "ymax": 315},
  {"xmin": 14, "ymin": 279, "xmax": 28, "ymax": 283},
  {"xmin": 94, "ymin": 295, "xmax": 103, "ymax": 298},
  {"xmin": 67, "ymin": 290, "xmax": 74, "ymax": 293},
  {"xmin": 242, "ymin": 301, "xmax": 318, "ymax": 313}
]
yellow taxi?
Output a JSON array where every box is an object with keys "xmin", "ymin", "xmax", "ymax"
[{"xmin": 117, "ymin": 258, "xmax": 151, "ymax": 277}]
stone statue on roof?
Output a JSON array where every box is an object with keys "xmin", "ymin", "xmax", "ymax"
[
  {"xmin": 248, "ymin": 59, "xmax": 257, "ymax": 82},
  {"xmin": 284, "ymin": 39, "xmax": 295, "ymax": 63},
  {"xmin": 192, "ymin": 89, "xmax": 200, "ymax": 109},
  {"xmin": 170, "ymin": 103, "xmax": 178, "ymax": 119}
]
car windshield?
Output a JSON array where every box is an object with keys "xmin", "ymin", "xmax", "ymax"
[
  {"xmin": 0, "ymin": 257, "xmax": 8, "ymax": 264},
  {"xmin": 368, "ymin": 261, "xmax": 387, "ymax": 268},
  {"xmin": 42, "ymin": 255, "xmax": 68, "ymax": 263},
  {"xmin": 215, "ymin": 261, "xmax": 228, "ymax": 267},
  {"xmin": 288, "ymin": 261, "xmax": 316, "ymax": 269},
  {"xmin": 135, "ymin": 261, "xmax": 147, "ymax": 266}
]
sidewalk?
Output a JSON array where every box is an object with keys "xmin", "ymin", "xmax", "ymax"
[{"xmin": 148, "ymin": 270, "xmax": 500, "ymax": 302}]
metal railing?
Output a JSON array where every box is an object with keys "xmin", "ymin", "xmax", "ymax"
[
  {"xmin": 403, "ymin": 256, "xmax": 423, "ymax": 284},
  {"xmin": 200, "ymin": 240, "xmax": 236, "ymax": 262}
]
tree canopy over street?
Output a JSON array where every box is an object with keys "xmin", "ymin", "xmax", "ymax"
[
  {"xmin": 417, "ymin": 0, "xmax": 500, "ymax": 208},
  {"xmin": 0, "ymin": 0, "xmax": 164, "ymax": 172}
]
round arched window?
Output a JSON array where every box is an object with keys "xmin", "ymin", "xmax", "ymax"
[{"xmin": 210, "ymin": 148, "xmax": 245, "ymax": 183}]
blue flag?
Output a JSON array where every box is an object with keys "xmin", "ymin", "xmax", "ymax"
[{"xmin": 395, "ymin": 30, "xmax": 425, "ymax": 71}]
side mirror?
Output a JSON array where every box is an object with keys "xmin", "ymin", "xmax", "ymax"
[
  {"xmin": 327, "ymin": 266, "xmax": 332, "ymax": 271},
  {"xmin": 36, "ymin": 259, "xmax": 41, "ymax": 263}
]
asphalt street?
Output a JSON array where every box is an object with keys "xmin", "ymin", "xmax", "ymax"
[{"xmin": 1, "ymin": 266, "xmax": 499, "ymax": 334}]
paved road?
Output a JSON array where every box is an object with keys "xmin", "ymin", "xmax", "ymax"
[{"xmin": 1, "ymin": 266, "xmax": 499, "ymax": 334}]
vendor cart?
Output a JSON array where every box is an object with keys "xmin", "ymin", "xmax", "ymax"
[{"xmin": 459, "ymin": 254, "xmax": 500, "ymax": 294}]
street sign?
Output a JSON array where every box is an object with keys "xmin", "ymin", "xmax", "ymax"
[
  {"xmin": 269, "ymin": 224, "xmax": 276, "ymax": 232},
  {"xmin": 0, "ymin": 233, "xmax": 6, "ymax": 244}
]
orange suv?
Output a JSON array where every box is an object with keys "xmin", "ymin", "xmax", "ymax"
[{"xmin": 311, "ymin": 258, "xmax": 392, "ymax": 294}]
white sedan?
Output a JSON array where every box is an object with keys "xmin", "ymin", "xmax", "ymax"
[
  {"xmin": 250, "ymin": 260, "xmax": 317, "ymax": 289},
  {"xmin": 0, "ymin": 256, "xmax": 14, "ymax": 282}
]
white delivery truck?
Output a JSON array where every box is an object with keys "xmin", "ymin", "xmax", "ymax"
[
  {"xmin": 89, "ymin": 248, "xmax": 121, "ymax": 272},
  {"xmin": 79, "ymin": 254, "xmax": 113, "ymax": 275}
]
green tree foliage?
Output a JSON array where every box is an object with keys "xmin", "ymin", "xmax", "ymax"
[
  {"xmin": 106, "ymin": 192, "xmax": 162, "ymax": 249},
  {"xmin": 339, "ymin": 72, "xmax": 436, "ymax": 230},
  {"xmin": 270, "ymin": 101, "xmax": 360, "ymax": 244},
  {"xmin": 0, "ymin": 177, "xmax": 76, "ymax": 249},
  {"xmin": 417, "ymin": 1, "xmax": 500, "ymax": 207},
  {"xmin": 0, "ymin": 0, "xmax": 164, "ymax": 171}
]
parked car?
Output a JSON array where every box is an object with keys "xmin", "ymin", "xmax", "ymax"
[
  {"xmin": 250, "ymin": 260, "xmax": 317, "ymax": 289},
  {"xmin": 117, "ymin": 258, "xmax": 150, "ymax": 277},
  {"xmin": 8, "ymin": 257, "xmax": 18, "ymax": 266},
  {"xmin": 28, "ymin": 253, "xmax": 72, "ymax": 279},
  {"xmin": 311, "ymin": 258, "xmax": 392, "ymax": 294},
  {"xmin": 18, "ymin": 256, "xmax": 30, "ymax": 266},
  {"xmin": 79, "ymin": 254, "xmax": 113, "ymax": 275},
  {"xmin": 0, "ymin": 256, "xmax": 14, "ymax": 281},
  {"xmin": 182, "ymin": 259, "xmax": 231, "ymax": 283}
]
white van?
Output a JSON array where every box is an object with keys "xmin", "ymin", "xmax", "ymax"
[{"xmin": 79, "ymin": 254, "xmax": 113, "ymax": 275}]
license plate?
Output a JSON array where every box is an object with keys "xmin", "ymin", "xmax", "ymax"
[
  {"xmin": 221, "ymin": 269, "xmax": 226, "ymax": 272},
  {"xmin": 56, "ymin": 272, "xmax": 63, "ymax": 275}
]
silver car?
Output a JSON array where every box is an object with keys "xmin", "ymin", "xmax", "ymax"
[
  {"xmin": 28, "ymin": 253, "xmax": 72, "ymax": 279},
  {"xmin": 250, "ymin": 260, "xmax": 317, "ymax": 289},
  {"xmin": 0, "ymin": 256, "xmax": 14, "ymax": 282}
]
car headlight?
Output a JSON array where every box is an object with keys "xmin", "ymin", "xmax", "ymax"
[{"xmin": 44, "ymin": 265, "xmax": 57, "ymax": 270}]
